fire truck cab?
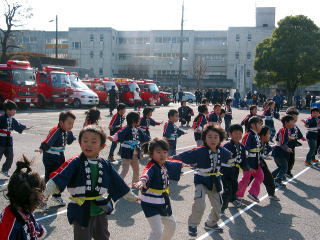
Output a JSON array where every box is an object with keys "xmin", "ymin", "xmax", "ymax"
[
  {"xmin": 114, "ymin": 78, "xmax": 139, "ymax": 106},
  {"xmin": 36, "ymin": 66, "xmax": 73, "ymax": 107},
  {"xmin": 82, "ymin": 78, "xmax": 108, "ymax": 105},
  {"xmin": 0, "ymin": 60, "xmax": 37, "ymax": 108},
  {"xmin": 135, "ymin": 79, "xmax": 160, "ymax": 106}
]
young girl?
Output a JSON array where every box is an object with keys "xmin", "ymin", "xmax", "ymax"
[
  {"xmin": 0, "ymin": 156, "xmax": 46, "ymax": 239},
  {"xmin": 192, "ymin": 105, "xmax": 209, "ymax": 146},
  {"xmin": 173, "ymin": 126, "xmax": 231, "ymax": 237},
  {"xmin": 263, "ymin": 101, "xmax": 280, "ymax": 142},
  {"xmin": 44, "ymin": 125, "xmax": 138, "ymax": 240},
  {"xmin": 108, "ymin": 112, "xmax": 150, "ymax": 186},
  {"xmin": 139, "ymin": 107, "xmax": 162, "ymax": 138},
  {"xmin": 135, "ymin": 138, "xmax": 183, "ymax": 240},
  {"xmin": 83, "ymin": 107, "xmax": 101, "ymax": 127}
]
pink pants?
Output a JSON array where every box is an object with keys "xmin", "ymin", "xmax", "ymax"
[{"xmin": 236, "ymin": 166, "xmax": 264, "ymax": 198}]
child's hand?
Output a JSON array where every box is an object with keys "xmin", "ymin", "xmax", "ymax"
[
  {"xmin": 34, "ymin": 149, "xmax": 43, "ymax": 154},
  {"xmin": 25, "ymin": 126, "xmax": 33, "ymax": 130},
  {"xmin": 301, "ymin": 137, "xmax": 307, "ymax": 141},
  {"xmin": 133, "ymin": 180, "xmax": 146, "ymax": 189},
  {"xmin": 107, "ymin": 136, "xmax": 114, "ymax": 142}
]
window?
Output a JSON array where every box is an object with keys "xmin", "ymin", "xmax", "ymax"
[
  {"xmin": 100, "ymin": 34, "xmax": 104, "ymax": 42},
  {"xmin": 100, "ymin": 51, "xmax": 103, "ymax": 58},
  {"xmin": 248, "ymin": 33, "xmax": 252, "ymax": 42},
  {"xmin": 90, "ymin": 34, "xmax": 94, "ymax": 41},
  {"xmin": 171, "ymin": 37, "xmax": 177, "ymax": 43},
  {"xmin": 236, "ymin": 34, "xmax": 240, "ymax": 42},
  {"xmin": 247, "ymin": 52, "xmax": 251, "ymax": 59},
  {"xmin": 72, "ymin": 42, "xmax": 81, "ymax": 49},
  {"xmin": 99, "ymin": 68, "xmax": 103, "ymax": 76},
  {"xmin": 235, "ymin": 52, "xmax": 239, "ymax": 59},
  {"xmin": 263, "ymin": 24, "xmax": 268, "ymax": 27},
  {"xmin": 0, "ymin": 70, "xmax": 9, "ymax": 82},
  {"xmin": 118, "ymin": 38, "xmax": 126, "ymax": 44},
  {"xmin": 163, "ymin": 37, "xmax": 171, "ymax": 43},
  {"xmin": 247, "ymin": 70, "xmax": 251, "ymax": 77},
  {"xmin": 39, "ymin": 73, "xmax": 48, "ymax": 83},
  {"xmin": 234, "ymin": 69, "xmax": 237, "ymax": 77},
  {"xmin": 90, "ymin": 51, "xmax": 94, "ymax": 58},
  {"xmin": 155, "ymin": 37, "xmax": 162, "ymax": 43}
]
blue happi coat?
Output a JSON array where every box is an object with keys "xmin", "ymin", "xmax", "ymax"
[{"xmin": 0, "ymin": 114, "xmax": 26, "ymax": 147}]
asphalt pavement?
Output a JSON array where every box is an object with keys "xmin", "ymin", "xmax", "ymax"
[{"xmin": 0, "ymin": 103, "xmax": 319, "ymax": 240}]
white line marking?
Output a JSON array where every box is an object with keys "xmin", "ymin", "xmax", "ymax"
[
  {"xmin": 36, "ymin": 209, "xmax": 68, "ymax": 221},
  {"xmin": 196, "ymin": 164, "xmax": 315, "ymax": 240}
]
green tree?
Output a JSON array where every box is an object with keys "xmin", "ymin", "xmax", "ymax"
[{"xmin": 254, "ymin": 15, "xmax": 320, "ymax": 104}]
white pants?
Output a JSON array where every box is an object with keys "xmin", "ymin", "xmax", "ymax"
[{"xmin": 146, "ymin": 215, "xmax": 176, "ymax": 240}]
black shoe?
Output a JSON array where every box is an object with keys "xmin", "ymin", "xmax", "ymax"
[
  {"xmin": 204, "ymin": 223, "xmax": 223, "ymax": 233},
  {"xmin": 275, "ymin": 182, "xmax": 286, "ymax": 188},
  {"xmin": 188, "ymin": 226, "xmax": 197, "ymax": 237},
  {"xmin": 247, "ymin": 193, "xmax": 260, "ymax": 203},
  {"xmin": 286, "ymin": 172, "xmax": 293, "ymax": 178}
]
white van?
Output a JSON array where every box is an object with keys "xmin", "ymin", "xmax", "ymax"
[{"xmin": 69, "ymin": 75, "xmax": 99, "ymax": 108}]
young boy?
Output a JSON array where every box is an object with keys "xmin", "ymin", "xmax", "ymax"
[
  {"xmin": 302, "ymin": 107, "xmax": 320, "ymax": 166},
  {"xmin": 192, "ymin": 105, "xmax": 208, "ymax": 146},
  {"xmin": 38, "ymin": 110, "xmax": 76, "ymax": 206},
  {"xmin": 0, "ymin": 100, "xmax": 31, "ymax": 177},
  {"xmin": 271, "ymin": 115, "xmax": 295, "ymax": 187},
  {"xmin": 208, "ymin": 104, "xmax": 222, "ymax": 127},
  {"xmin": 178, "ymin": 100, "xmax": 194, "ymax": 127},
  {"xmin": 221, "ymin": 124, "xmax": 248, "ymax": 214},
  {"xmin": 163, "ymin": 109, "xmax": 186, "ymax": 156},
  {"xmin": 224, "ymin": 99, "xmax": 233, "ymax": 133},
  {"xmin": 263, "ymin": 101, "xmax": 280, "ymax": 142},
  {"xmin": 109, "ymin": 112, "xmax": 150, "ymax": 185},
  {"xmin": 139, "ymin": 107, "xmax": 162, "ymax": 137},
  {"xmin": 237, "ymin": 116, "xmax": 264, "ymax": 203},
  {"xmin": 241, "ymin": 105, "xmax": 258, "ymax": 132},
  {"xmin": 108, "ymin": 103, "xmax": 126, "ymax": 162},
  {"xmin": 44, "ymin": 125, "xmax": 138, "ymax": 240},
  {"xmin": 201, "ymin": 98, "xmax": 210, "ymax": 106}
]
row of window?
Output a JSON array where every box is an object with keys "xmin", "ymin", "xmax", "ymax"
[
  {"xmin": 154, "ymin": 36, "xmax": 189, "ymax": 43},
  {"xmin": 194, "ymin": 37, "xmax": 227, "ymax": 45},
  {"xmin": 195, "ymin": 54, "xmax": 226, "ymax": 62},
  {"xmin": 235, "ymin": 69, "xmax": 251, "ymax": 77},
  {"xmin": 154, "ymin": 70, "xmax": 188, "ymax": 76},
  {"xmin": 90, "ymin": 34, "xmax": 104, "ymax": 42},
  {"xmin": 118, "ymin": 53, "xmax": 189, "ymax": 60},
  {"xmin": 153, "ymin": 53, "xmax": 189, "ymax": 59},
  {"xmin": 118, "ymin": 37, "xmax": 150, "ymax": 45},
  {"xmin": 235, "ymin": 52, "xmax": 251, "ymax": 60},
  {"xmin": 236, "ymin": 33, "xmax": 252, "ymax": 42}
]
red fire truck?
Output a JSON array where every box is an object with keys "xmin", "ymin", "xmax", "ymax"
[
  {"xmin": 114, "ymin": 78, "xmax": 139, "ymax": 106},
  {"xmin": 0, "ymin": 60, "xmax": 37, "ymax": 108},
  {"xmin": 36, "ymin": 66, "xmax": 74, "ymax": 107},
  {"xmin": 135, "ymin": 79, "xmax": 160, "ymax": 106},
  {"xmin": 159, "ymin": 91, "xmax": 173, "ymax": 106},
  {"xmin": 82, "ymin": 78, "xmax": 108, "ymax": 105}
]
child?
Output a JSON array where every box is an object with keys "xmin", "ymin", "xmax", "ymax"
[
  {"xmin": 271, "ymin": 115, "xmax": 295, "ymax": 187},
  {"xmin": 139, "ymin": 107, "xmax": 162, "ymax": 137},
  {"xmin": 173, "ymin": 126, "xmax": 231, "ymax": 236},
  {"xmin": 236, "ymin": 116, "xmax": 264, "ymax": 203},
  {"xmin": 208, "ymin": 104, "xmax": 222, "ymax": 127},
  {"xmin": 286, "ymin": 108, "xmax": 305, "ymax": 177},
  {"xmin": 178, "ymin": 100, "xmax": 194, "ymax": 127},
  {"xmin": 108, "ymin": 112, "xmax": 150, "ymax": 185},
  {"xmin": 263, "ymin": 101, "xmax": 280, "ymax": 142},
  {"xmin": 0, "ymin": 100, "xmax": 31, "ymax": 177},
  {"xmin": 0, "ymin": 156, "xmax": 46, "ymax": 239},
  {"xmin": 241, "ymin": 105, "xmax": 258, "ymax": 132},
  {"xmin": 108, "ymin": 103, "xmax": 126, "ymax": 162},
  {"xmin": 221, "ymin": 124, "xmax": 248, "ymax": 215},
  {"xmin": 135, "ymin": 138, "xmax": 183, "ymax": 240},
  {"xmin": 201, "ymin": 98, "xmax": 210, "ymax": 106},
  {"xmin": 256, "ymin": 126, "xmax": 280, "ymax": 201},
  {"xmin": 83, "ymin": 107, "xmax": 101, "ymax": 127},
  {"xmin": 302, "ymin": 107, "xmax": 320, "ymax": 166},
  {"xmin": 192, "ymin": 105, "xmax": 209, "ymax": 146},
  {"xmin": 224, "ymin": 99, "xmax": 233, "ymax": 133},
  {"xmin": 38, "ymin": 111, "xmax": 76, "ymax": 206},
  {"xmin": 44, "ymin": 125, "xmax": 138, "ymax": 240},
  {"xmin": 163, "ymin": 109, "xmax": 186, "ymax": 156}
]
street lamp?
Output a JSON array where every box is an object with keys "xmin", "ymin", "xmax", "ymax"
[{"xmin": 49, "ymin": 15, "xmax": 58, "ymax": 59}]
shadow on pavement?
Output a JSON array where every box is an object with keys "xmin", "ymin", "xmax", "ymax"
[{"xmin": 169, "ymin": 181, "xmax": 190, "ymax": 201}]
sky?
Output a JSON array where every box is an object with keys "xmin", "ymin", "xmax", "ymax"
[{"xmin": 1, "ymin": 0, "xmax": 320, "ymax": 31}]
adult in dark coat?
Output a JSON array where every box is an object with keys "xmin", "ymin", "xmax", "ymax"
[{"xmin": 108, "ymin": 86, "xmax": 117, "ymax": 116}]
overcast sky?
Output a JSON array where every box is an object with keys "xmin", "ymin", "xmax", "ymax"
[{"xmin": 2, "ymin": 0, "xmax": 320, "ymax": 31}]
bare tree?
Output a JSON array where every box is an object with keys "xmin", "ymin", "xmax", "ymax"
[
  {"xmin": 0, "ymin": 0, "xmax": 32, "ymax": 63},
  {"xmin": 193, "ymin": 57, "xmax": 207, "ymax": 88}
]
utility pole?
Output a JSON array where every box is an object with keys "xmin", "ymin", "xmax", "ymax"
[
  {"xmin": 178, "ymin": 1, "xmax": 184, "ymax": 91},
  {"xmin": 55, "ymin": 15, "xmax": 58, "ymax": 59}
]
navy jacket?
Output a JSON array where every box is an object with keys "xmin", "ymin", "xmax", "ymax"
[
  {"xmin": 50, "ymin": 153, "xmax": 130, "ymax": 227},
  {"xmin": 139, "ymin": 117, "xmax": 160, "ymax": 137},
  {"xmin": 242, "ymin": 130, "xmax": 261, "ymax": 170},
  {"xmin": 272, "ymin": 127, "xmax": 291, "ymax": 158},
  {"xmin": 305, "ymin": 117, "xmax": 319, "ymax": 140},
  {"xmin": 208, "ymin": 113, "xmax": 222, "ymax": 124},
  {"xmin": 222, "ymin": 141, "xmax": 248, "ymax": 176},
  {"xmin": 109, "ymin": 113, "xmax": 125, "ymax": 135},
  {"xmin": 0, "ymin": 114, "xmax": 26, "ymax": 147},
  {"xmin": 192, "ymin": 113, "xmax": 208, "ymax": 141},
  {"xmin": 263, "ymin": 108, "xmax": 279, "ymax": 127},
  {"xmin": 173, "ymin": 145, "xmax": 231, "ymax": 192},
  {"xmin": 224, "ymin": 106, "xmax": 232, "ymax": 121},
  {"xmin": 163, "ymin": 121, "xmax": 185, "ymax": 149}
]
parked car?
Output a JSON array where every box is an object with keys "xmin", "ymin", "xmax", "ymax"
[{"xmin": 182, "ymin": 92, "xmax": 196, "ymax": 103}]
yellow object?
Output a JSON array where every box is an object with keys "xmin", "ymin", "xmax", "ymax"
[
  {"xmin": 148, "ymin": 187, "xmax": 170, "ymax": 194},
  {"xmin": 249, "ymin": 148, "xmax": 261, "ymax": 153},
  {"xmin": 202, "ymin": 171, "xmax": 223, "ymax": 176},
  {"xmin": 69, "ymin": 195, "xmax": 103, "ymax": 206}
]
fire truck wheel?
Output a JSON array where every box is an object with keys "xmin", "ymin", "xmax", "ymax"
[{"xmin": 73, "ymin": 99, "xmax": 81, "ymax": 108}]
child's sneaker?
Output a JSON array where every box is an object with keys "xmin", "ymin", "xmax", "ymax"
[
  {"xmin": 38, "ymin": 201, "xmax": 49, "ymax": 210},
  {"xmin": 305, "ymin": 161, "xmax": 312, "ymax": 166},
  {"xmin": 52, "ymin": 196, "xmax": 66, "ymax": 206},
  {"xmin": 286, "ymin": 172, "xmax": 293, "ymax": 178},
  {"xmin": 269, "ymin": 195, "xmax": 280, "ymax": 201},
  {"xmin": 0, "ymin": 171, "xmax": 10, "ymax": 178},
  {"xmin": 275, "ymin": 181, "xmax": 286, "ymax": 188},
  {"xmin": 220, "ymin": 209, "xmax": 225, "ymax": 216},
  {"xmin": 204, "ymin": 223, "xmax": 223, "ymax": 233},
  {"xmin": 247, "ymin": 193, "xmax": 260, "ymax": 203},
  {"xmin": 232, "ymin": 200, "xmax": 242, "ymax": 208},
  {"xmin": 188, "ymin": 226, "xmax": 197, "ymax": 237}
]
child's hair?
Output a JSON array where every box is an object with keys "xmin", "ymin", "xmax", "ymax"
[
  {"xmin": 259, "ymin": 126, "xmax": 270, "ymax": 136},
  {"xmin": 228, "ymin": 124, "xmax": 243, "ymax": 133},
  {"xmin": 168, "ymin": 109, "xmax": 178, "ymax": 118},
  {"xmin": 226, "ymin": 98, "xmax": 232, "ymax": 105},
  {"xmin": 143, "ymin": 107, "xmax": 154, "ymax": 117},
  {"xmin": 286, "ymin": 107, "xmax": 299, "ymax": 116},
  {"xmin": 202, "ymin": 125, "xmax": 225, "ymax": 145},
  {"xmin": 201, "ymin": 98, "xmax": 209, "ymax": 104},
  {"xmin": 84, "ymin": 107, "xmax": 101, "ymax": 124},
  {"xmin": 59, "ymin": 110, "xmax": 76, "ymax": 122},
  {"xmin": 117, "ymin": 103, "xmax": 126, "ymax": 111},
  {"xmin": 2, "ymin": 99, "xmax": 17, "ymax": 111},
  {"xmin": 248, "ymin": 116, "xmax": 263, "ymax": 127},
  {"xmin": 214, "ymin": 104, "xmax": 221, "ymax": 109},
  {"xmin": 220, "ymin": 109, "xmax": 225, "ymax": 115},
  {"xmin": 198, "ymin": 105, "xmax": 208, "ymax": 114},
  {"xmin": 79, "ymin": 125, "xmax": 107, "ymax": 145},
  {"xmin": 180, "ymin": 100, "xmax": 187, "ymax": 106},
  {"xmin": 126, "ymin": 111, "xmax": 140, "ymax": 125},
  {"xmin": 142, "ymin": 137, "xmax": 169, "ymax": 154},
  {"xmin": 311, "ymin": 107, "xmax": 319, "ymax": 114},
  {"xmin": 281, "ymin": 115, "xmax": 295, "ymax": 126},
  {"xmin": 249, "ymin": 105, "xmax": 257, "ymax": 112},
  {"xmin": 266, "ymin": 101, "xmax": 275, "ymax": 107},
  {"xmin": 6, "ymin": 156, "xmax": 45, "ymax": 213}
]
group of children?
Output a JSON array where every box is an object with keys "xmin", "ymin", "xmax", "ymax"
[{"xmin": 0, "ymin": 97, "xmax": 318, "ymax": 240}]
